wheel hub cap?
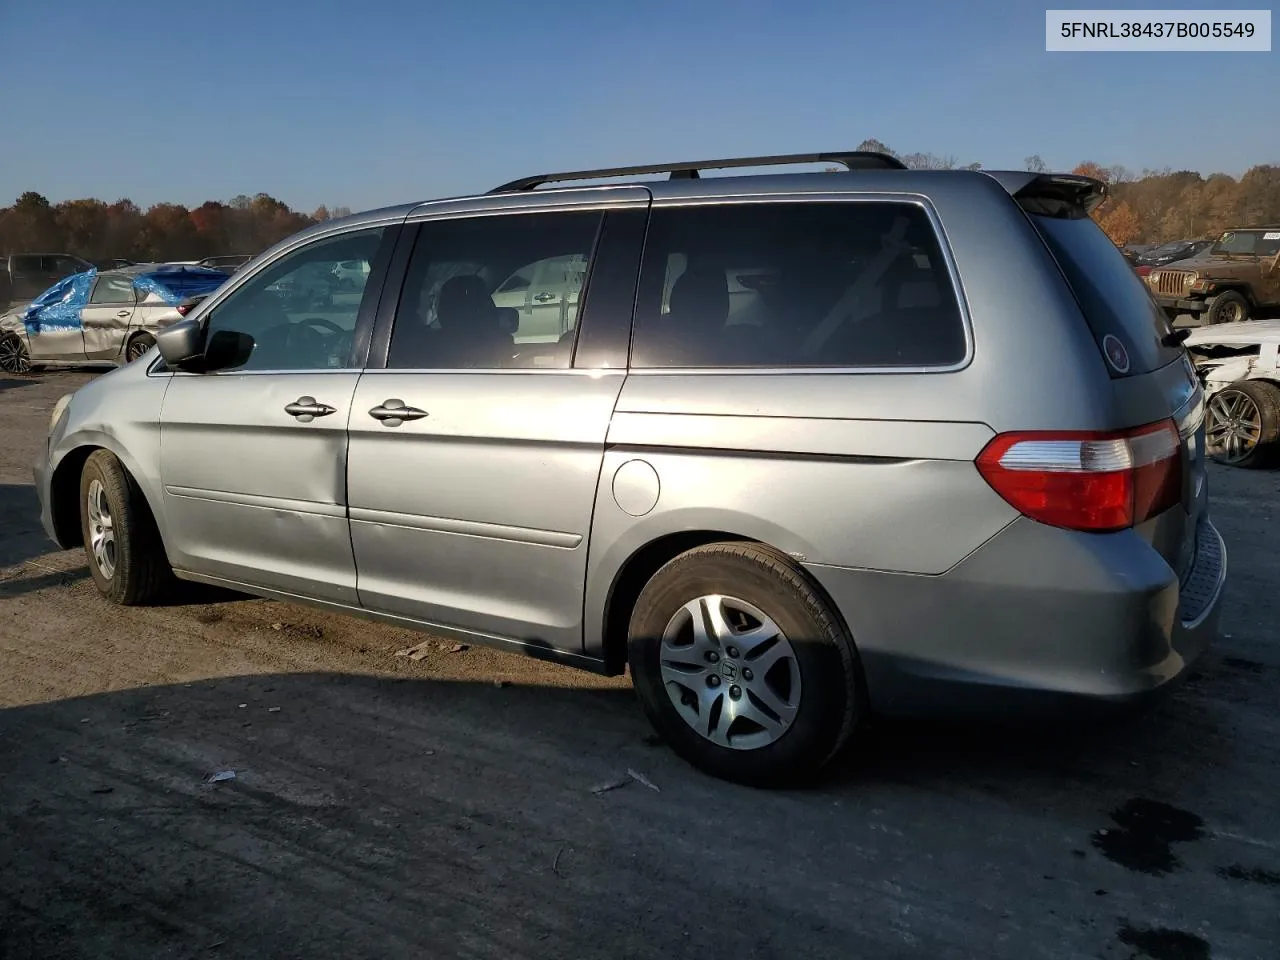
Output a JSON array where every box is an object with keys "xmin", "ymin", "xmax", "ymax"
[
  {"xmin": 659, "ymin": 594, "xmax": 802, "ymax": 751},
  {"xmin": 86, "ymin": 479, "xmax": 116, "ymax": 579}
]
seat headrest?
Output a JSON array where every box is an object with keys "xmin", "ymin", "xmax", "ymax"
[
  {"xmin": 668, "ymin": 267, "xmax": 729, "ymax": 327},
  {"xmin": 436, "ymin": 275, "xmax": 494, "ymax": 329}
]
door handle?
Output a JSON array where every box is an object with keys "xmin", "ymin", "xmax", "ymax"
[
  {"xmin": 284, "ymin": 396, "xmax": 337, "ymax": 423},
  {"xmin": 533, "ymin": 292, "xmax": 556, "ymax": 302},
  {"xmin": 368, "ymin": 399, "xmax": 428, "ymax": 427},
  {"xmin": 116, "ymin": 310, "xmax": 131, "ymax": 318}
]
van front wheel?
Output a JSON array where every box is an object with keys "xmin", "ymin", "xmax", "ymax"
[
  {"xmin": 627, "ymin": 542, "xmax": 863, "ymax": 787},
  {"xmin": 79, "ymin": 450, "xmax": 174, "ymax": 604}
]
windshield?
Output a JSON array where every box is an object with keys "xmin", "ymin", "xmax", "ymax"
[{"xmin": 1210, "ymin": 231, "xmax": 1259, "ymax": 256}]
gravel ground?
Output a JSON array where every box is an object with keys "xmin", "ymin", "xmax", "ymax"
[{"xmin": 1, "ymin": 370, "xmax": 1278, "ymax": 960}]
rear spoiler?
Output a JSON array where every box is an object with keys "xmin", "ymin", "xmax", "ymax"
[{"xmin": 982, "ymin": 171, "xmax": 1108, "ymax": 218}]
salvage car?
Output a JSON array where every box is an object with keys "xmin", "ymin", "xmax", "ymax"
[
  {"xmin": 0, "ymin": 264, "xmax": 230, "ymax": 373},
  {"xmin": 1132, "ymin": 239, "xmax": 1213, "ymax": 276},
  {"xmin": 1184, "ymin": 319, "xmax": 1280, "ymax": 467},
  {"xmin": 1146, "ymin": 226, "xmax": 1280, "ymax": 325},
  {"xmin": 34, "ymin": 152, "xmax": 1225, "ymax": 786},
  {"xmin": 199, "ymin": 255, "xmax": 254, "ymax": 273},
  {"xmin": 0, "ymin": 253, "xmax": 94, "ymax": 310}
]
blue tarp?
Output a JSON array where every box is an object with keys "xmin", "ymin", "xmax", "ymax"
[
  {"xmin": 21, "ymin": 264, "xmax": 231, "ymax": 332},
  {"xmin": 132, "ymin": 265, "xmax": 230, "ymax": 304},
  {"xmin": 23, "ymin": 270, "xmax": 96, "ymax": 333}
]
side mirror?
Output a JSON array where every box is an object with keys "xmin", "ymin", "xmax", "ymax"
[{"xmin": 155, "ymin": 317, "xmax": 205, "ymax": 367}]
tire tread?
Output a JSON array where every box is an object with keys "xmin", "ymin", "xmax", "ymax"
[
  {"xmin": 82, "ymin": 450, "xmax": 173, "ymax": 604},
  {"xmin": 627, "ymin": 540, "xmax": 863, "ymax": 785}
]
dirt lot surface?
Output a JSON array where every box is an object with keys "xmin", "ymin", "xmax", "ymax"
[{"xmin": 2, "ymin": 370, "xmax": 1278, "ymax": 960}]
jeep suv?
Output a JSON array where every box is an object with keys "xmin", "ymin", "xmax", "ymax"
[
  {"xmin": 1147, "ymin": 226, "xmax": 1280, "ymax": 324},
  {"xmin": 34, "ymin": 152, "xmax": 1226, "ymax": 786}
]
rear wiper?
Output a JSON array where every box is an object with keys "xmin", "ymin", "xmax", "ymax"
[{"xmin": 1162, "ymin": 328, "xmax": 1191, "ymax": 347}]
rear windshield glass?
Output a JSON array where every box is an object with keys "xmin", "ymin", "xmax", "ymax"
[{"xmin": 1029, "ymin": 215, "xmax": 1181, "ymax": 376}]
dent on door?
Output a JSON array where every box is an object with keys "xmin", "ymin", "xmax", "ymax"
[{"xmin": 82, "ymin": 305, "xmax": 135, "ymax": 358}]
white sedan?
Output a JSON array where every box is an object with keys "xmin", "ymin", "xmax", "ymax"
[{"xmin": 1185, "ymin": 319, "xmax": 1280, "ymax": 467}]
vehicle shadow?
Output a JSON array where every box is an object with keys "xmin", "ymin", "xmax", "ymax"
[
  {"xmin": 0, "ymin": 376, "xmax": 37, "ymax": 393},
  {"xmin": 0, "ymin": 483, "xmax": 65, "ymax": 569},
  {"xmin": 0, "ymin": 483, "xmax": 241, "ymax": 604},
  {"xmin": 1, "ymin": 656, "xmax": 1272, "ymax": 960}
]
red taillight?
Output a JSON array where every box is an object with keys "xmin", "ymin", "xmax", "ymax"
[
  {"xmin": 976, "ymin": 420, "xmax": 1183, "ymax": 533},
  {"xmin": 176, "ymin": 303, "xmax": 193, "ymax": 316}
]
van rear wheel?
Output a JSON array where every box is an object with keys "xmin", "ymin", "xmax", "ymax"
[{"xmin": 627, "ymin": 542, "xmax": 863, "ymax": 786}]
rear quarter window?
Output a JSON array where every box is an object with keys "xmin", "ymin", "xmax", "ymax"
[
  {"xmin": 629, "ymin": 200, "xmax": 968, "ymax": 369},
  {"xmin": 1029, "ymin": 215, "xmax": 1181, "ymax": 376}
]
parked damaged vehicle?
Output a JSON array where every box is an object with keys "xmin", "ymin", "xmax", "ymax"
[
  {"xmin": 1, "ymin": 253, "xmax": 94, "ymax": 311},
  {"xmin": 0, "ymin": 264, "xmax": 230, "ymax": 374},
  {"xmin": 1132, "ymin": 239, "xmax": 1213, "ymax": 277},
  {"xmin": 1185, "ymin": 320, "xmax": 1280, "ymax": 467},
  {"xmin": 1146, "ymin": 227, "xmax": 1280, "ymax": 325},
  {"xmin": 33, "ymin": 152, "xmax": 1226, "ymax": 786}
]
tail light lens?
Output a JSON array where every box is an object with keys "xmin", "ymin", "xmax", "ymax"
[
  {"xmin": 176, "ymin": 302, "xmax": 195, "ymax": 316},
  {"xmin": 976, "ymin": 420, "xmax": 1182, "ymax": 532}
]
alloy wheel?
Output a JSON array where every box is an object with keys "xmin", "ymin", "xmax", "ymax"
[
  {"xmin": 0, "ymin": 334, "xmax": 30, "ymax": 374},
  {"xmin": 86, "ymin": 478, "xmax": 117, "ymax": 580},
  {"xmin": 1207, "ymin": 389, "xmax": 1262, "ymax": 464},
  {"xmin": 659, "ymin": 594, "xmax": 802, "ymax": 750}
]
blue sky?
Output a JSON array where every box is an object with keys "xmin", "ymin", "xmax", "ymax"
[{"xmin": 0, "ymin": 0, "xmax": 1275, "ymax": 212}]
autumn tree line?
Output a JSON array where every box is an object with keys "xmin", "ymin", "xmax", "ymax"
[
  {"xmin": 855, "ymin": 140, "xmax": 1280, "ymax": 248},
  {"xmin": 0, "ymin": 191, "xmax": 352, "ymax": 264},
  {"xmin": 2, "ymin": 142, "xmax": 1278, "ymax": 262}
]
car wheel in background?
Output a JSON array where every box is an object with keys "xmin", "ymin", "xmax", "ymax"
[
  {"xmin": 1205, "ymin": 380, "xmax": 1280, "ymax": 468},
  {"xmin": 124, "ymin": 332, "xmax": 155, "ymax": 364},
  {"xmin": 0, "ymin": 333, "xmax": 31, "ymax": 374},
  {"xmin": 627, "ymin": 542, "xmax": 863, "ymax": 787},
  {"xmin": 79, "ymin": 450, "xmax": 174, "ymax": 604},
  {"xmin": 1206, "ymin": 290, "xmax": 1250, "ymax": 325}
]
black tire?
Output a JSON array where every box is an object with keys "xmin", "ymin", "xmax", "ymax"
[
  {"xmin": 79, "ymin": 450, "xmax": 174, "ymax": 604},
  {"xmin": 124, "ymin": 332, "xmax": 155, "ymax": 364},
  {"xmin": 0, "ymin": 332, "xmax": 31, "ymax": 374},
  {"xmin": 1206, "ymin": 380, "xmax": 1280, "ymax": 469},
  {"xmin": 1206, "ymin": 290, "xmax": 1250, "ymax": 325},
  {"xmin": 627, "ymin": 542, "xmax": 863, "ymax": 787}
]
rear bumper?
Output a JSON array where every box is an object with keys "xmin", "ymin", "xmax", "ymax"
[{"xmin": 805, "ymin": 516, "xmax": 1226, "ymax": 717}]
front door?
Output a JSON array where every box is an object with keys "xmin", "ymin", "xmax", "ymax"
[
  {"xmin": 159, "ymin": 225, "xmax": 393, "ymax": 603},
  {"xmin": 24, "ymin": 273, "xmax": 89, "ymax": 363},
  {"xmin": 82, "ymin": 273, "xmax": 138, "ymax": 360},
  {"xmin": 346, "ymin": 203, "xmax": 637, "ymax": 651}
]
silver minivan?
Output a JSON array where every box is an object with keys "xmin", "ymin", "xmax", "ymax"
[{"xmin": 34, "ymin": 152, "xmax": 1226, "ymax": 785}]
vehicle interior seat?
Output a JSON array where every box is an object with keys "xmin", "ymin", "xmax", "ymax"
[
  {"xmin": 664, "ymin": 264, "xmax": 778, "ymax": 365},
  {"xmin": 430, "ymin": 274, "xmax": 515, "ymax": 368}
]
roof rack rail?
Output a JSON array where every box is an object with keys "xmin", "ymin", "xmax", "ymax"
[{"xmin": 488, "ymin": 150, "xmax": 907, "ymax": 193}]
